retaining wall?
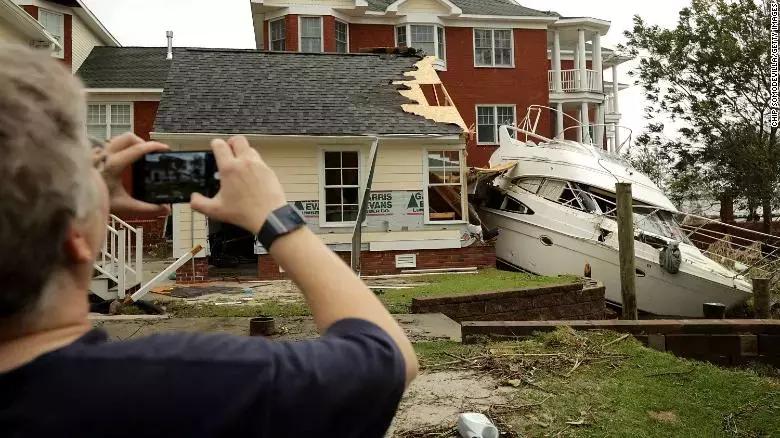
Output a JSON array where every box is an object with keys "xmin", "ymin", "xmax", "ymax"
[{"xmin": 411, "ymin": 281, "xmax": 605, "ymax": 322}]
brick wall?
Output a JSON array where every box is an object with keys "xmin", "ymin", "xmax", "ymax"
[
  {"xmin": 124, "ymin": 217, "xmax": 168, "ymax": 251},
  {"xmin": 437, "ymin": 28, "xmax": 551, "ymax": 167},
  {"xmin": 411, "ymin": 282, "xmax": 605, "ymax": 322},
  {"xmin": 349, "ymin": 23, "xmax": 395, "ymax": 51},
  {"xmin": 176, "ymin": 258, "xmax": 209, "ymax": 283},
  {"xmin": 258, "ymin": 243, "xmax": 496, "ymax": 280}
]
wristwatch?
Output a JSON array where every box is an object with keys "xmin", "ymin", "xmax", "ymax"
[{"xmin": 258, "ymin": 205, "xmax": 307, "ymax": 250}]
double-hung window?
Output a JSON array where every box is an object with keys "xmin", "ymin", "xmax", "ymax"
[
  {"xmin": 322, "ymin": 150, "xmax": 360, "ymax": 225},
  {"xmin": 395, "ymin": 24, "xmax": 445, "ymax": 64},
  {"xmin": 476, "ymin": 105, "xmax": 516, "ymax": 145},
  {"xmin": 269, "ymin": 18, "xmax": 286, "ymax": 51},
  {"xmin": 425, "ymin": 150, "xmax": 465, "ymax": 223},
  {"xmin": 474, "ymin": 29, "xmax": 513, "ymax": 67},
  {"xmin": 86, "ymin": 103, "xmax": 132, "ymax": 140},
  {"xmin": 335, "ymin": 20, "xmax": 349, "ymax": 53},
  {"xmin": 299, "ymin": 17, "xmax": 323, "ymax": 53},
  {"xmin": 39, "ymin": 9, "xmax": 64, "ymax": 59}
]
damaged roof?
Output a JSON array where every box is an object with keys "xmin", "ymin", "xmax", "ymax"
[
  {"xmin": 153, "ymin": 48, "xmax": 463, "ymax": 136},
  {"xmin": 77, "ymin": 46, "xmax": 172, "ymax": 88},
  {"xmin": 366, "ymin": 0, "xmax": 553, "ymax": 17}
]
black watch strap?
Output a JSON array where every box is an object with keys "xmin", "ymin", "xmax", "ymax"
[{"xmin": 258, "ymin": 205, "xmax": 306, "ymax": 250}]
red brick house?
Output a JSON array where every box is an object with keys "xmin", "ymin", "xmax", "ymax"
[
  {"xmin": 9, "ymin": 0, "xmax": 120, "ymax": 72},
  {"xmin": 250, "ymin": 0, "xmax": 630, "ymax": 166}
]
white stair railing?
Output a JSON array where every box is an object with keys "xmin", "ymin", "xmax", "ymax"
[{"xmin": 94, "ymin": 214, "xmax": 143, "ymax": 299}]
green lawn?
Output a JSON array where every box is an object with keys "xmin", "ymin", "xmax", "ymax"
[
  {"xmin": 414, "ymin": 329, "xmax": 780, "ymax": 437},
  {"xmin": 157, "ymin": 268, "xmax": 577, "ymax": 317},
  {"xmin": 378, "ymin": 268, "xmax": 578, "ymax": 313}
]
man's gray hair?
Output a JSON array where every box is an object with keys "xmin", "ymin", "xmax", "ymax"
[{"xmin": 0, "ymin": 45, "xmax": 95, "ymax": 318}]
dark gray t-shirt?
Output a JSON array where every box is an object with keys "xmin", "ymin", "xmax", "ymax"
[{"xmin": 0, "ymin": 318, "xmax": 405, "ymax": 437}]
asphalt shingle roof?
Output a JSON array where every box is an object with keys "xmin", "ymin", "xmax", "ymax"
[
  {"xmin": 366, "ymin": 0, "xmax": 553, "ymax": 17},
  {"xmin": 76, "ymin": 47, "xmax": 172, "ymax": 89},
  {"xmin": 153, "ymin": 48, "xmax": 462, "ymax": 136}
]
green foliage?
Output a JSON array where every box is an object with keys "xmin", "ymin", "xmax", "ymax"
[
  {"xmin": 623, "ymin": 0, "xmax": 780, "ymax": 223},
  {"xmin": 163, "ymin": 301, "xmax": 310, "ymax": 318},
  {"xmin": 377, "ymin": 269, "xmax": 578, "ymax": 313},
  {"xmin": 416, "ymin": 330, "xmax": 780, "ymax": 437}
]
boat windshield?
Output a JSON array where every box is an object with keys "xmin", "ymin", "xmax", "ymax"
[{"xmin": 633, "ymin": 209, "xmax": 691, "ymax": 244}]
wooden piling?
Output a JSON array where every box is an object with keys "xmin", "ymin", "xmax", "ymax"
[
  {"xmin": 616, "ymin": 182, "xmax": 638, "ymax": 320},
  {"xmin": 753, "ymin": 277, "xmax": 771, "ymax": 319}
]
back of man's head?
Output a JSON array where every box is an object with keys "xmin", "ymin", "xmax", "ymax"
[{"xmin": 0, "ymin": 45, "xmax": 93, "ymax": 320}]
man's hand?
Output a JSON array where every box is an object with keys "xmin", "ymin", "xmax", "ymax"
[
  {"xmin": 190, "ymin": 136, "xmax": 287, "ymax": 234},
  {"xmin": 102, "ymin": 133, "xmax": 171, "ymax": 218}
]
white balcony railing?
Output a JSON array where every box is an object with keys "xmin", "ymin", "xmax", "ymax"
[{"xmin": 548, "ymin": 69, "xmax": 602, "ymax": 93}]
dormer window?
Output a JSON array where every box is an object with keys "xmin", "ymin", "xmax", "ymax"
[
  {"xmin": 39, "ymin": 9, "xmax": 64, "ymax": 59},
  {"xmin": 299, "ymin": 16, "xmax": 323, "ymax": 53},
  {"xmin": 395, "ymin": 24, "xmax": 446, "ymax": 65}
]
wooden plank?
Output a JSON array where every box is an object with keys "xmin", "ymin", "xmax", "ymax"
[{"xmin": 616, "ymin": 182, "xmax": 637, "ymax": 320}]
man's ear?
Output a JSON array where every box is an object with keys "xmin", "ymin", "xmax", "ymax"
[{"xmin": 62, "ymin": 224, "xmax": 95, "ymax": 264}]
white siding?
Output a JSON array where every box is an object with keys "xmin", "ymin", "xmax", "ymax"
[
  {"xmin": 0, "ymin": 17, "xmax": 29, "ymax": 45},
  {"xmin": 373, "ymin": 144, "xmax": 423, "ymax": 191},
  {"xmin": 172, "ymin": 203, "xmax": 209, "ymax": 258},
  {"xmin": 71, "ymin": 13, "xmax": 102, "ymax": 73},
  {"xmin": 397, "ymin": 0, "xmax": 450, "ymax": 13},
  {"xmin": 254, "ymin": 141, "xmax": 320, "ymax": 201}
]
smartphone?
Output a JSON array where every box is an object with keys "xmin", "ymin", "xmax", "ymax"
[{"xmin": 132, "ymin": 151, "xmax": 219, "ymax": 204}]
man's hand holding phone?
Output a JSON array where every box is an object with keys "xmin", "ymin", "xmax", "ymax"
[{"xmin": 190, "ymin": 136, "xmax": 288, "ymax": 234}]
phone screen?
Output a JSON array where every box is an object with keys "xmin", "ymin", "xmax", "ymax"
[{"xmin": 133, "ymin": 152, "xmax": 218, "ymax": 204}]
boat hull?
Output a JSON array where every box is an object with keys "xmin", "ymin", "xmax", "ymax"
[{"xmin": 481, "ymin": 208, "xmax": 751, "ymax": 317}]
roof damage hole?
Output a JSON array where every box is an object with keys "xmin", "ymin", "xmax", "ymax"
[{"xmin": 420, "ymin": 84, "xmax": 451, "ymax": 106}]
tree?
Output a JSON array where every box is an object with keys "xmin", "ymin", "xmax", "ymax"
[{"xmin": 623, "ymin": 0, "xmax": 779, "ymax": 232}]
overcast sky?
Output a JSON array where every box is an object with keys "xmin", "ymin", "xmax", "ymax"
[{"xmin": 81, "ymin": 0, "xmax": 692, "ymax": 145}]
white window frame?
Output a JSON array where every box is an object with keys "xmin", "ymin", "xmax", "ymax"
[
  {"xmin": 475, "ymin": 104, "xmax": 516, "ymax": 146},
  {"xmin": 473, "ymin": 28, "xmax": 514, "ymax": 68},
  {"xmin": 86, "ymin": 102, "xmax": 134, "ymax": 141},
  {"xmin": 395, "ymin": 24, "xmax": 446, "ymax": 67},
  {"xmin": 423, "ymin": 147, "xmax": 467, "ymax": 225},
  {"xmin": 319, "ymin": 147, "xmax": 363, "ymax": 228},
  {"xmin": 39, "ymin": 9, "xmax": 64, "ymax": 59},
  {"xmin": 298, "ymin": 16, "xmax": 324, "ymax": 53},
  {"xmin": 335, "ymin": 19, "xmax": 349, "ymax": 53},
  {"xmin": 268, "ymin": 18, "xmax": 286, "ymax": 51}
]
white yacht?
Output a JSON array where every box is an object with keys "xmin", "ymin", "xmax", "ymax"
[{"xmin": 472, "ymin": 110, "xmax": 756, "ymax": 317}]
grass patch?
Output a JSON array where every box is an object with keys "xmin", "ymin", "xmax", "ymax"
[
  {"xmin": 162, "ymin": 300, "xmax": 310, "ymax": 318},
  {"xmin": 379, "ymin": 269, "xmax": 578, "ymax": 313},
  {"xmin": 413, "ymin": 329, "xmax": 780, "ymax": 437}
]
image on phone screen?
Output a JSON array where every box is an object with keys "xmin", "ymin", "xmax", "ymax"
[{"xmin": 133, "ymin": 152, "xmax": 218, "ymax": 204}]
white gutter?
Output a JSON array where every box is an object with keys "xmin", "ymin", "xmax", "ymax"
[
  {"xmin": 149, "ymin": 132, "xmax": 463, "ymax": 142},
  {"xmin": 84, "ymin": 88, "xmax": 164, "ymax": 94},
  {"xmin": 0, "ymin": 0, "xmax": 59, "ymax": 48}
]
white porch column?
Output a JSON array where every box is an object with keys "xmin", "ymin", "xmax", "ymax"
[
  {"xmin": 592, "ymin": 31, "xmax": 603, "ymax": 92},
  {"xmin": 577, "ymin": 29, "xmax": 587, "ymax": 91},
  {"xmin": 611, "ymin": 64, "xmax": 620, "ymax": 114},
  {"xmin": 595, "ymin": 103, "xmax": 605, "ymax": 147},
  {"xmin": 552, "ymin": 30, "xmax": 562, "ymax": 92},
  {"xmin": 555, "ymin": 102, "xmax": 564, "ymax": 138},
  {"xmin": 580, "ymin": 102, "xmax": 590, "ymax": 143}
]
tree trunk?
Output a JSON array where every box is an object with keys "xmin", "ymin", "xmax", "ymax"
[
  {"xmin": 762, "ymin": 195, "xmax": 772, "ymax": 234},
  {"xmin": 719, "ymin": 193, "xmax": 734, "ymax": 223}
]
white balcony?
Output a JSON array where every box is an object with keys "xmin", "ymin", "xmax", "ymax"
[{"xmin": 548, "ymin": 69, "xmax": 602, "ymax": 94}]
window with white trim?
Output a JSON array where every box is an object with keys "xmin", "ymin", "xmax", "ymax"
[
  {"xmin": 425, "ymin": 150, "xmax": 464, "ymax": 222},
  {"xmin": 323, "ymin": 151, "xmax": 360, "ymax": 224},
  {"xmin": 335, "ymin": 20, "xmax": 348, "ymax": 53},
  {"xmin": 269, "ymin": 18, "xmax": 285, "ymax": 51},
  {"xmin": 299, "ymin": 17, "xmax": 323, "ymax": 53},
  {"xmin": 396, "ymin": 24, "xmax": 445, "ymax": 63},
  {"xmin": 476, "ymin": 105, "xmax": 516, "ymax": 145},
  {"xmin": 39, "ymin": 9, "xmax": 64, "ymax": 59},
  {"xmin": 86, "ymin": 103, "xmax": 132, "ymax": 140},
  {"xmin": 474, "ymin": 29, "xmax": 513, "ymax": 67}
]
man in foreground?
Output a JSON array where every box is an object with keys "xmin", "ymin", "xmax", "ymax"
[{"xmin": 0, "ymin": 45, "xmax": 418, "ymax": 437}]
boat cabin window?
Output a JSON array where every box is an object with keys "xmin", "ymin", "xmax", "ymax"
[
  {"xmin": 501, "ymin": 196, "xmax": 533, "ymax": 214},
  {"xmin": 512, "ymin": 177, "xmax": 543, "ymax": 194},
  {"xmin": 536, "ymin": 179, "xmax": 601, "ymax": 214}
]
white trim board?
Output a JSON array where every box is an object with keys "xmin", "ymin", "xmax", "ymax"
[{"xmin": 370, "ymin": 239, "xmax": 460, "ymax": 251}]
